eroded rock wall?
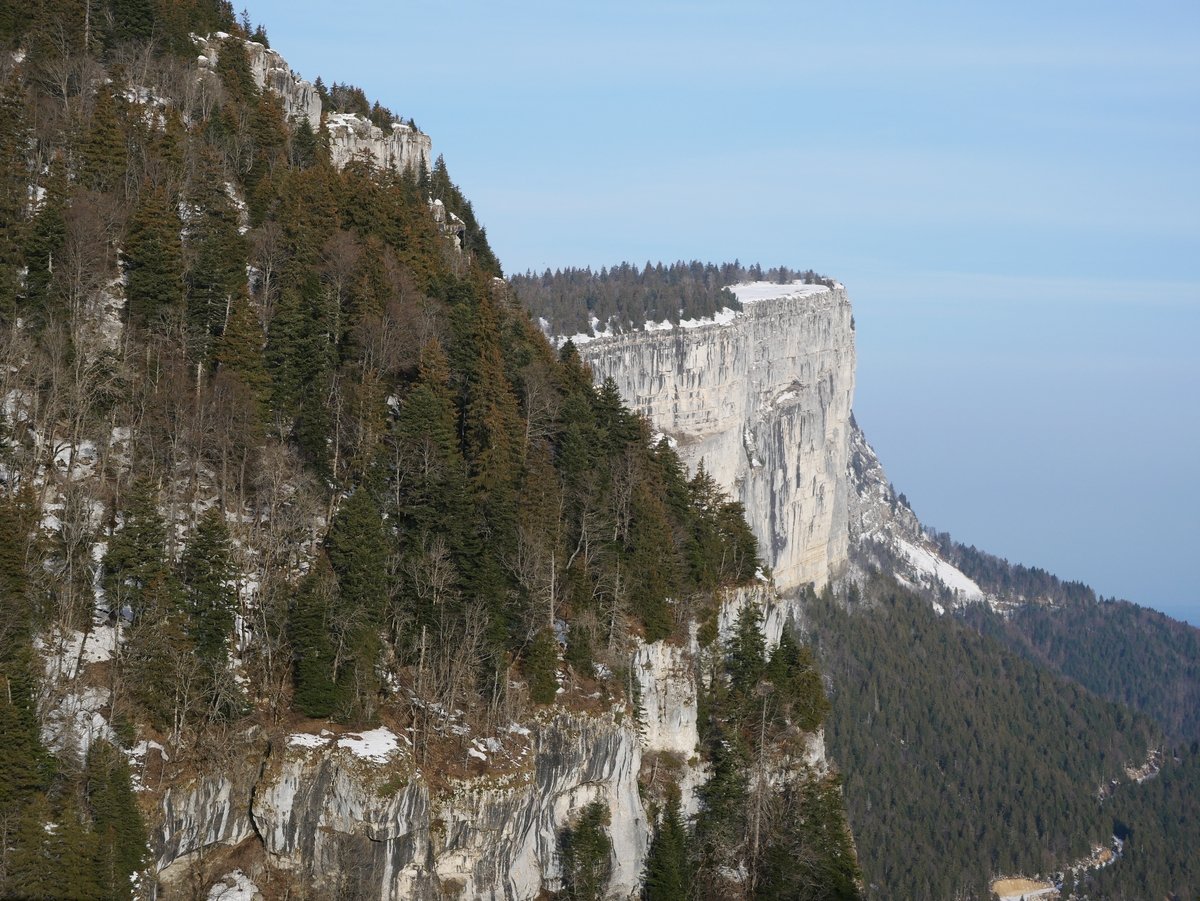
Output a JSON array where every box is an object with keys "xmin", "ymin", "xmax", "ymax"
[
  {"xmin": 578, "ymin": 285, "xmax": 856, "ymax": 592},
  {"xmin": 195, "ymin": 36, "xmax": 431, "ymax": 175}
]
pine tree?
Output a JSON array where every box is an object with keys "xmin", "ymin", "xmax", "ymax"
[
  {"xmin": 122, "ymin": 572, "xmax": 192, "ymax": 730},
  {"xmin": 180, "ymin": 507, "xmax": 236, "ymax": 667},
  {"xmin": 0, "ymin": 75, "xmax": 28, "ymax": 323},
  {"xmin": 0, "ymin": 648, "xmax": 49, "ymax": 819},
  {"xmin": 561, "ymin": 801, "xmax": 612, "ymax": 901},
  {"xmin": 123, "ymin": 184, "xmax": 184, "ymax": 325},
  {"xmin": 727, "ymin": 602, "xmax": 766, "ymax": 704},
  {"xmin": 215, "ymin": 291, "xmax": 270, "ymax": 412},
  {"xmin": 765, "ymin": 628, "xmax": 829, "ymax": 731},
  {"xmin": 105, "ymin": 0, "xmax": 156, "ymax": 48},
  {"xmin": 644, "ymin": 783, "xmax": 689, "ymax": 900},
  {"xmin": 185, "ymin": 147, "xmax": 248, "ymax": 356},
  {"xmin": 21, "ymin": 161, "xmax": 68, "ymax": 317},
  {"xmin": 77, "ymin": 88, "xmax": 127, "ymax": 195},
  {"xmin": 289, "ymin": 557, "xmax": 342, "ymax": 718},
  {"xmin": 86, "ymin": 740, "xmax": 148, "ymax": 901},
  {"xmin": 102, "ymin": 479, "xmax": 171, "ymax": 622}
]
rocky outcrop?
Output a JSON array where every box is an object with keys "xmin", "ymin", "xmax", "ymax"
[
  {"xmin": 847, "ymin": 418, "xmax": 986, "ymax": 608},
  {"xmin": 155, "ymin": 713, "xmax": 647, "ymax": 900},
  {"xmin": 578, "ymin": 284, "xmax": 856, "ymax": 592},
  {"xmin": 326, "ymin": 112, "xmax": 432, "ymax": 174},
  {"xmin": 150, "ymin": 584, "xmax": 831, "ymax": 899},
  {"xmin": 194, "ymin": 35, "xmax": 431, "ymax": 175},
  {"xmin": 195, "ymin": 34, "xmax": 322, "ymax": 126}
]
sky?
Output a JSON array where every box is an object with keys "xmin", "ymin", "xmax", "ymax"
[{"xmin": 245, "ymin": 0, "xmax": 1200, "ymax": 624}]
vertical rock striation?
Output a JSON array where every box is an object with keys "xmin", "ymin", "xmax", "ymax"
[
  {"xmin": 325, "ymin": 113, "xmax": 432, "ymax": 174},
  {"xmin": 194, "ymin": 35, "xmax": 431, "ymax": 175},
  {"xmin": 577, "ymin": 284, "xmax": 856, "ymax": 592}
]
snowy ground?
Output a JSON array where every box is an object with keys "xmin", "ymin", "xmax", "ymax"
[
  {"xmin": 207, "ymin": 870, "xmax": 262, "ymax": 901},
  {"xmin": 895, "ymin": 538, "xmax": 984, "ymax": 603},
  {"xmin": 556, "ymin": 280, "xmax": 832, "ymax": 346}
]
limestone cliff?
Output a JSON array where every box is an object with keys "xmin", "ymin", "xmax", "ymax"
[
  {"xmin": 577, "ymin": 283, "xmax": 856, "ymax": 592},
  {"xmin": 325, "ymin": 112, "xmax": 432, "ymax": 174},
  {"xmin": 195, "ymin": 34, "xmax": 322, "ymax": 126},
  {"xmin": 142, "ymin": 585, "xmax": 825, "ymax": 900},
  {"xmin": 195, "ymin": 35, "xmax": 431, "ymax": 175}
]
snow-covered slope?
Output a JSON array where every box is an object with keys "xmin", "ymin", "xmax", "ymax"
[{"xmin": 847, "ymin": 418, "xmax": 987, "ymax": 611}]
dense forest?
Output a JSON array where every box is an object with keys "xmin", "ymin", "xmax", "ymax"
[
  {"xmin": 929, "ymin": 531, "xmax": 1097, "ymax": 608},
  {"xmin": 1081, "ymin": 744, "xmax": 1200, "ymax": 899},
  {"xmin": 963, "ymin": 598, "xmax": 1200, "ymax": 747},
  {"xmin": 802, "ymin": 578, "xmax": 1160, "ymax": 900},
  {"xmin": 0, "ymin": 2, "xmax": 852, "ymax": 898},
  {"xmin": 511, "ymin": 261, "xmax": 834, "ymax": 338}
]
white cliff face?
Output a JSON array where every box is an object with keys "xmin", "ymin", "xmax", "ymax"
[
  {"xmin": 633, "ymin": 640, "xmax": 698, "ymax": 760},
  {"xmin": 156, "ymin": 713, "xmax": 647, "ymax": 900},
  {"xmin": 632, "ymin": 583, "xmax": 829, "ymax": 822},
  {"xmin": 151, "ymin": 584, "xmax": 831, "ymax": 899},
  {"xmin": 326, "ymin": 112, "xmax": 432, "ymax": 174},
  {"xmin": 578, "ymin": 283, "xmax": 856, "ymax": 593},
  {"xmin": 195, "ymin": 35, "xmax": 431, "ymax": 175},
  {"xmin": 195, "ymin": 35, "xmax": 322, "ymax": 126}
]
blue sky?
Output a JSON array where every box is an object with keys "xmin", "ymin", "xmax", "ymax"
[{"xmin": 246, "ymin": 0, "xmax": 1200, "ymax": 624}]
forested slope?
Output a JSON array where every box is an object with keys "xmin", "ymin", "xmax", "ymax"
[
  {"xmin": 963, "ymin": 598, "xmax": 1200, "ymax": 747},
  {"xmin": 803, "ymin": 578, "xmax": 1159, "ymax": 900},
  {"xmin": 0, "ymin": 2, "xmax": 865, "ymax": 898}
]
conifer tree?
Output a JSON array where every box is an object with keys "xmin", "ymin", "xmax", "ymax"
[
  {"xmin": 185, "ymin": 148, "xmax": 248, "ymax": 358},
  {"xmin": 85, "ymin": 740, "xmax": 148, "ymax": 901},
  {"xmin": 289, "ymin": 557, "xmax": 343, "ymax": 718},
  {"xmin": 728, "ymin": 602, "xmax": 766, "ymax": 704},
  {"xmin": 0, "ymin": 75, "xmax": 28, "ymax": 322},
  {"xmin": 0, "ymin": 648, "xmax": 49, "ymax": 864},
  {"xmin": 180, "ymin": 507, "xmax": 236, "ymax": 667},
  {"xmin": 123, "ymin": 183, "xmax": 184, "ymax": 325},
  {"xmin": 123, "ymin": 571, "xmax": 193, "ymax": 730},
  {"xmin": 327, "ymin": 487, "xmax": 389, "ymax": 618},
  {"xmin": 561, "ymin": 801, "xmax": 613, "ymax": 901},
  {"xmin": 21, "ymin": 161, "xmax": 68, "ymax": 317},
  {"xmin": 103, "ymin": 479, "xmax": 172, "ymax": 622},
  {"xmin": 215, "ymin": 291, "xmax": 270, "ymax": 411},
  {"xmin": 77, "ymin": 88, "xmax": 127, "ymax": 195},
  {"xmin": 765, "ymin": 628, "xmax": 829, "ymax": 731},
  {"xmin": 6, "ymin": 793, "xmax": 59, "ymax": 898},
  {"xmin": 105, "ymin": 0, "xmax": 156, "ymax": 48},
  {"xmin": 643, "ymin": 783, "xmax": 690, "ymax": 901}
]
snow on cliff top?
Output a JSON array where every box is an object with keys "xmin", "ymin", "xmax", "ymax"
[
  {"xmin": 725, "ymin": 280, "xmax": 831, "ymax": 305},
  {"xmin": 288, "ymin": 727, "xmax": 406, "ymax": 762},
  {"xmin": 560, "ymin": 280, "xmax": 832, "ymax": 346}
]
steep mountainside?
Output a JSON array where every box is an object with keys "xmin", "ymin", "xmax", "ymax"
[
  {"xmin": 576, "ymin": 281, "xmax": 856, "ymax": 592},
  {"xmin": 0, "ymin": 6, "xmax": 857, "ymax": 900},
  {"xmin": 804, "ymin": 579, "xmax": 1159, "ymax": 900},
  {"xmin": 522, "ymin": 265, "xmax": 1199, "ymax": 900}
]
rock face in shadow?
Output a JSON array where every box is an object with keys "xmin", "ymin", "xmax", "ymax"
[{"xmin": 578, "ymin": 284, "xmax": 856, "ymax": 592}]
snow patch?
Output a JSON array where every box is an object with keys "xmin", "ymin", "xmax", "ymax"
[
  {"xmin": 287, "ymin": 727, "xmax": 406, "ymax": 761},
  {"xmin": 207, "ymin": 869, "xmax": 262, "ymax": 901},
  {"xmin": 895, "ymin": 538, "xmax": 984, "ymax": 602},
  {"xmin": 725, "ymin": 280, "xmax": 830, "ymax": 305},
  {"xmin": 337, "ymin": 727, "xmax": 402, "ymax": 762}
]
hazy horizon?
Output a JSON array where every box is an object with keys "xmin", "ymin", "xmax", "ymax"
[{"xmin": 245, "ymin": 0, "xmax": 1200, "ymax": 624}]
